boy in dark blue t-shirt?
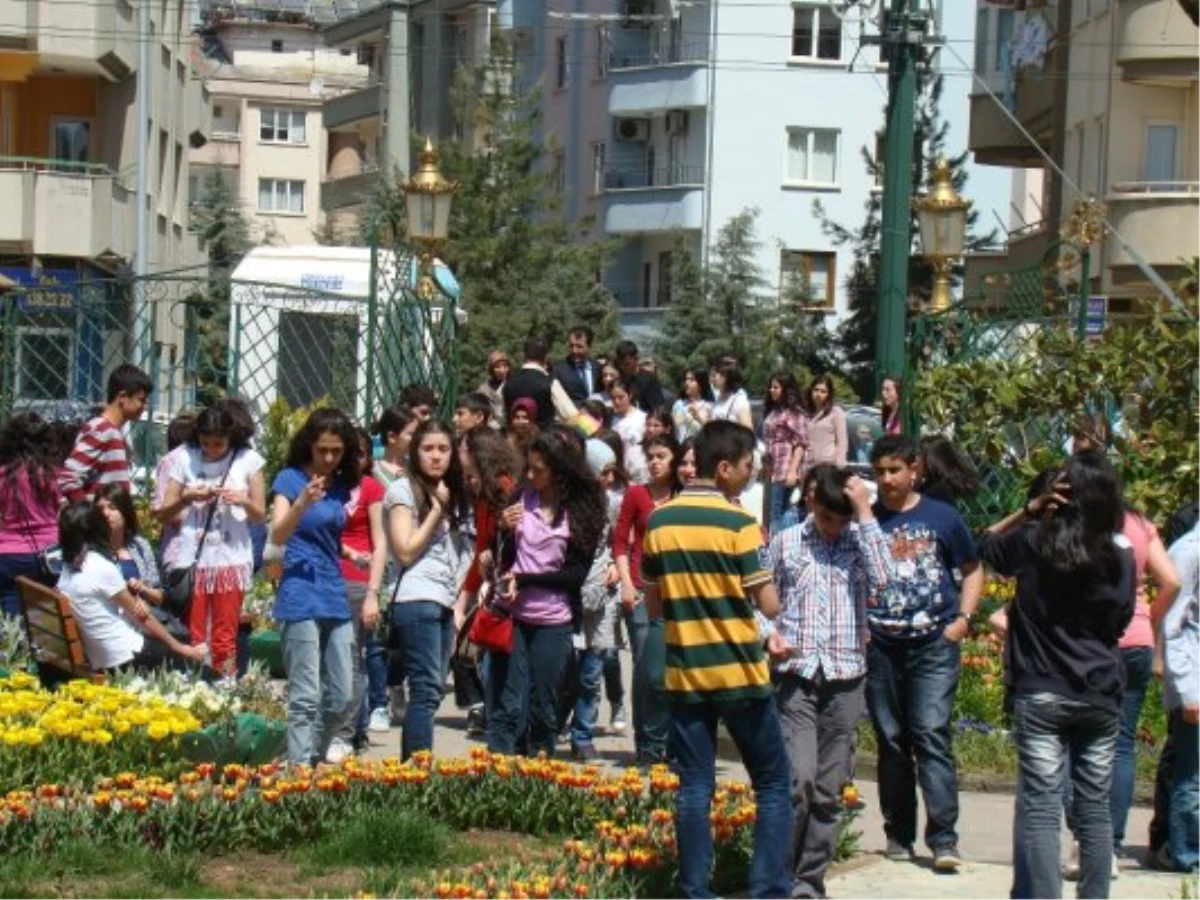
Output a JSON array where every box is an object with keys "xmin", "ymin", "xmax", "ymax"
[{"xmin": 865, "ymin": 435, "xmax": 982, "ymax": 872}]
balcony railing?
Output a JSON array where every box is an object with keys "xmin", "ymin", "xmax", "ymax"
[
  {"xmin": 211, "ymin": 130, "xmax": 241, "ymax": 142},
  {"xmin": 1110, "ymin": 180, "xmax": 1200, "ymax": 196},
  {"xmin": 605, "ymin": 164, "xmax": 705, "ymax": 191},
  {"xmin": 0, "ymin": 155, "xmax": 115, "ymax": 177},
  {"xmin": 610, "ymin": 40, "xmax": 709, "ymax": 71}
]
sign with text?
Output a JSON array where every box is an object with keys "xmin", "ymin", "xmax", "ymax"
[{"xmin": 1, "ymin": 268, "xmax": 79, "ymax": 312}]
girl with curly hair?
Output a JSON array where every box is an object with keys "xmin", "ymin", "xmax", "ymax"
[
  {"xmin": 0, "ymin": 412, "xmax": 63, "ymax": 616},
  {"xmin": 487, "ymin": 426, "xmax": 604, "ymax": 757},
  {"xmin": 269, "ymin": 407, "xmax": 365, "ymax": 765}
]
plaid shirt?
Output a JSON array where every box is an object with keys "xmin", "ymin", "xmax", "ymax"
[{"xmin": 764, "ymin": 516, "xmax": 895, "ymax": 681}]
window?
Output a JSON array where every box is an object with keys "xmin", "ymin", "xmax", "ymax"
[
  {"xmin": 596, "ymin": 25, "xmax": 610, "ymax": 78},
  {"xmin": 271, "ymin": 39, "xmax": 284, "ymax": 53},
  {"xmin": 52, "ymin": 119, "xmax": 90, "ymax": 165},
  {"xmin": 779, "ymin": 250, "xmax": 836, "ymax": 309},
  {"xmin": 656, "ymin": 251, "xmax": 673, "ymax": 307},
  {"xmin": 278, "ymin": 311, "xmax": 358, "ymax": 411},
  {"xmin": 258, "ymin": 178, "xmax": 305, "ymax": 213},
  {"xmin": 552, "ymin": 150, "xmax": 566, "ymax": 194},
  {"xmin": 592, "ymin": 141, "xmax": 606, "ymax": 194},
  {"xmin": 1144, "ymin": 124, "xmax": 1179, "ymax": 183},
  {"xmin": 785, "ymin": 127, "xmax": 839, "ymax": 185},
  {"xmin": 259, "ymin": 107, "xmax": 306, "ymax": 144},
  {"xmin": 993, "ymin": 9, "xmax": 1014, "ymax": 72},
  {"xmin": 791, "ymin": 5, "xmax": 841, "ymax": 61},
  {"xmin": 974, "ymin": 9, "xmax": 989, "ymax": 74},
  {"xmin": 16, "ymin": 327, "xmax": 72, "ymax": 400},
  {"xmin": 555, "ymin": 36, "xmax": 568, "ymax": 89}
]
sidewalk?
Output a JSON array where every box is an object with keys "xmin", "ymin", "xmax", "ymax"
[{"xmin": 360, "ymin": 653, "xmax": 1186, "ymax": 899}]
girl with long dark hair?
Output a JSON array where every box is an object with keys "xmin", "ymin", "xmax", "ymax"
[
  {"xmin": 487, "ymin": 427, "xmax": 604, "ymax": 757},
  {"xmin": 672, "ymin": 368, "xmax": 712, "ymax": 443},
  {"xmin": 385, "ymin": 420, "xmax": 471, "ymax": 759},
  {"xmin": 917, "ymin": 435, "xmax": 981, "ymax": 509},
  {"xmin": 157, "ymin": 404, "xmax": 266, "ymax": 676},
  {"xmin": 710, "ymin": 360, "xmax": 753, "ymax": 429},
  {"xmin": 762, "ymin": 372, "xmax": 809, "ymax": 530},
  {"xmin": 980, "ymin": 450, "xmax": 1136, "ymax": 898},
  {"xmin": 806, "ymin": 375, "xmax": 847, "ymax": 470},
  {"xmin": 270, "ymin": 408, "xmax": 364, "ymax": 765},
  {"xmin": 613, "ymin": 432, "xmax": 682, "ymax": 766},
  {"xmin": 0, "ymin": 412, "xmax": 62, "ymax": 617},
  {"xmin": 880, "ymin": 376, "xmax": 902, "ymax": 436},
  {"xmin": 56, "ymin": 502, "xmax": 206, "ymax": 674},
  {"xmin": 373, "ymin": 403, "xmax": 418, "ymax": 492}
]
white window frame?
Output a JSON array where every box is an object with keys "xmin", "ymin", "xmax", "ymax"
[
  {"xmin": 15, "ymin": 326, "xmax": 74, "ymax": 400},
  {"xmin": 790, "ymin": 4, "xmax": 842, "ymax": 63},
  {"xmin": 257, "ymin": 178, "xmax": 305, "ymax": 215},
  {"xmin": 779, "ymin": 249, "xmax": 836, "ymax": 310},
  {"xmin": 784, "ymin": 126, "xmax": 840, "ymax": 188},
  {"xmin": 259, "ymin": 107, "xmax": 307, "ymax": 145},
  {"xmin": 1143, "ymin": 121, "xmax": 1180, "ymax": 184}
]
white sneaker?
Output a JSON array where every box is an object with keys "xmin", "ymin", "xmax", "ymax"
[
  {"xmin": 1111, "ymin": 854, "xmax": 1120, "ymax": 880},
  {"xmin": 325, "ymin": 737, "xmax": 353, "ymax": 764},
  {"xmin": 368, "ymin": 707, "xmax": 390, "ymax": 734},
  {"xmin": 1063, "ymin": 842, "xmax": 1081, "ymax": 881}
]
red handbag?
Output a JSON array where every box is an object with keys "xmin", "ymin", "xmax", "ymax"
[{"xmin": 468, "ymin": 594, "xmax": 514, "ymax": 654}]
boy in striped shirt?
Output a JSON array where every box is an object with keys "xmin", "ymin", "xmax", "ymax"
[
  {"xmin": 59, "ymin": 364, "xmax": 151, "ymax": 502},
  {"xmin": 641, "ymin": 420, "xmax": 791, "ymax": 899}
]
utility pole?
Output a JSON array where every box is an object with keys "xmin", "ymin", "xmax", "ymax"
[
  {"xmin": 134, "ymin": 0, "xmax": 153, "ymax": 372},
  {"xmin": 869, "ymin": 0, "xmax": 930, "ymax": 396}
]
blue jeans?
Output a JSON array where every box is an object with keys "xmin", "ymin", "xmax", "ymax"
[
  {"xmin": 1169, "ymin": 708, "xmax": 1199, "ymax": 872},
  {"xmin": 767, "ymin": 481, "xmax": 794, "ymax": 533},
  {"xmin": 627, "ymin": 603, "xmax": 669, "ymax": 763},
  {"xmin": 0, "ymin": 552, "xmax": 54, "ymax": 619},
  {"xmin": 280, "ymin": 618, "xmax": 356, "ymax": 765},
  {"xmin": 391, "ymin": 600, "xmax": 454, "ymax": 759},
  {"xmin": 487, "ymin": 620, "xmax": 572, "ymax": 757},
  {"xmin": 1111, "ymin": 645, "xmax": 1153, "ymax": 850},
  {"xmin": 865, "ymin": 635, "xmax": 961, "ymax": 851},
  {"xmin": 1014, "ymin": 692, "xmax": 1119, "ymax": 900},
  {"xmin": 604, "ymin": 648, "xmax": 624, "ymax": 706},
  {"xmin": 570, "ymin": 648, "xmax": 614, "ymax": 747},
  {"xmin": 357, "ymin": 625, "xmax": 389, "ymax": 730},
  {"xmin": 670, "ymin": 697, "xmax": 793, "ymax": 899}
]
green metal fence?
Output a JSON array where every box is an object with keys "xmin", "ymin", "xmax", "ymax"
[{"xmin": 0, "ymin": 245, "xmax": 461, "ymax": 479}]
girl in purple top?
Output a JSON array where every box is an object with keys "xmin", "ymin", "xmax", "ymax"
[
  {"xmin": 488, "ymin": 427, "xmax": 605, "ymax": 757},
  {"xmin": 0, "ymin": 413, "xmax": 63, "ymax": 617}
]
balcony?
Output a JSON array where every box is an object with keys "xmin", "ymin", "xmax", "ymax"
[
  {"xmin": 609, "ymin": 41, "xmax": 709, "ymax": 115},
  {"xmin": 190, "ymin": 137, "xmax": 240, "ymax": 168},
  {"xmin": 1105, "ymin": 180, "xmax": 1199, "ymax": 277},
  {"xmin": 1116, "ymin": 0, "xmax": 1199, "ymax": 84},
  {"xmin": 320, "ymin": 164, "xmax": 381, "ymax": 212},
  {"xmin": 1014, "ymin": 43, "xmax": 1060, "ymax": 142},
  {"xmin": 0, "ymin": 0, "xmax": 137, "ymax": 81},
  {"xmin": 1003, "ymin": 220, "xmax": 1055, "ymax": 271},
  {"xmin": 0, "ymin": 159, "xmax": 129, "ymax": 259},
  {"xmin": 324, "ymin": 83, "xmax": 382, "ymax": 131},
  {"xmin": 968, "ymin": 93, "xmax": 1042, "ymax": 167},
  {"xmin": 603, "ymin": 164, "xmax": 705, "ymax": 234}
]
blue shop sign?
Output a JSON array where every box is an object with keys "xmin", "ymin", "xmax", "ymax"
[{"xmin": 2, "ymin": 268, "xmax": 79, "ymax": 312}]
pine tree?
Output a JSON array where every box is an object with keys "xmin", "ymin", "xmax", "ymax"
[
  {"xmin": 655, "ymin": 231, "xmax": 725, "ymax": 387},
  {"xmin": 815, "ymin": 74, "xmax": 998, "ymax": 401},
  {"xmin": 189, "ymin": 170, "xmax": 253, "ymax": 405}
]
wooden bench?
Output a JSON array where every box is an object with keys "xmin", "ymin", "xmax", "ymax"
[{"xmin": 14, "ymin": 576, "xmax": 104, "ymax": 685}]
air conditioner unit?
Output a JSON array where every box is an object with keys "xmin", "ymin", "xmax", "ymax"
[
  {"xmin": 621, "ymin": 0, "xmax": 654, "ymax": 28},
  {"xmin": 665, "ymin": 110, "xmax": 688, "ymax": 136},
  {"xmin": 614, "ymin": 117, "xmax": 650, "ymax": 142}
]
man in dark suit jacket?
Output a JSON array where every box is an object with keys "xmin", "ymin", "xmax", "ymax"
[
  {"xmin": 502, "ymin": 335, "xmax": 556, "ymax": 427},
  {"xmin": 550, "ymin": 325, "xmax": 605, "ymax": 405},
  {"xmin": 614, "ymin": 339, "xmax": 665, "ymax": 413}
]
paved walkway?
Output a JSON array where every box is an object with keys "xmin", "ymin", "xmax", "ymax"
[{"xmin": 360, "ymin": 650, "xmax": 1185, "ymax": 899}]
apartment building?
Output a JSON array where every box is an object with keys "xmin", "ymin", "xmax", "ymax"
[
  {"xmin": 969, "ymin": 0, "xmax": 1198, "ymax": 304},
  {"xmin": 190, "ymin": 1, "xmax": 370, "ymax": 245},
  {"xmin": 0, "ymin": 0, "xmax": 209, "ymax": 414},
  {"xmin": 320, "ymin": 0, "xmax": 494, "ymax": 234}
]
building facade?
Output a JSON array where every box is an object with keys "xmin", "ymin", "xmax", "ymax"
[
  {"xmin": 969, "ymin": 0, "xmax": 1198, "ymax": 306},
  {"xmin": 0, "ymin": 0, "xmax": 210, "ymax": 416},
  {"xmin": 191, "ymin": 2, "xmax": 370, "ymax": 245}
]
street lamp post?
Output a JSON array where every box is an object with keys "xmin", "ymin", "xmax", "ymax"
[
  {"xmin": 404, "ymin": 138, "xmax": 458, "ymax": 301},
  {"xmin": 914, "ymin": 157, "xmax": 972, "ymax": 312}
]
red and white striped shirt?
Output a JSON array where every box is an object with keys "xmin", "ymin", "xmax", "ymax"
[{"xmin": 58, "ymin": 416, "xmax": 131, "ymax": 502}]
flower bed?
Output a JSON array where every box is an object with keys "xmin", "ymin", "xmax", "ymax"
[{"xmin": 0, "ymin": 750, "xmax": 769, "ymax": 897}]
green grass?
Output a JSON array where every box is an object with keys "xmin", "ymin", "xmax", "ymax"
[{"xmin": 298, "ymin": 807, "xmax": 456, "ymax": 871}]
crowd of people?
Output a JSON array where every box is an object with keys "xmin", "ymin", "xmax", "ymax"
[{"xmin": 0, "ymin": 334, "xmax": 1195, "ymax": 900}]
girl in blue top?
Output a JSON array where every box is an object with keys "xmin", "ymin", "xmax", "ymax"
[{"xmin": 270, "ymin": 408, "xmax": 372, "ymax": 765}]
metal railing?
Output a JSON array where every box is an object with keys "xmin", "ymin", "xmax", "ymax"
[
  {"xmin": 610, "ymin": 40, "xmax": 709, "ymax": 70},
  {"xmin": 0, "ymin": 156, "xmax": 116, "ymax": 177},
  {"xmin": 1109, "ymin": 180, "xmax": 1200, "ymax": 196},
  {"xmin": 605, "ymin": 164, "xmax": 705, "ymax": 190}
]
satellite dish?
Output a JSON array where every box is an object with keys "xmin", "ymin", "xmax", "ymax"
[{"xmin": 309, "ymin": 76, "xmax": 324, "ymax": 96}]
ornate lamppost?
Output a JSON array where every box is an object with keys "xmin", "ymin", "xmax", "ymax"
[
  {"xmin": 404, "ymin": 138, "xmax": 458, "ymax": 300},
  {"xmin": 914, "ymin": 157, "xmax": 972, "ymax": 312}
]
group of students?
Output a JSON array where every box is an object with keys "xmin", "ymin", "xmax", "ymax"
[{"xmin": 0, "ymin": 352, "xmax": 1196, "ymax": 900}]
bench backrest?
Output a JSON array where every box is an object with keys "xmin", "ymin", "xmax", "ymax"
[{"xmin": 14, "ymin": 576, "xmax": 102, "ymax": 683}]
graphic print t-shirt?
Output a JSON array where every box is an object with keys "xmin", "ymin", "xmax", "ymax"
[{"xmin": 867, "ymin": 496, "xmax": 977, "ymax": 641}]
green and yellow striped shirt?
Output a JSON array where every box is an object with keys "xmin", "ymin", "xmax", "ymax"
[{"xmin": 641, "ymin": 486, "xmax": 772, "ymax": 705}]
